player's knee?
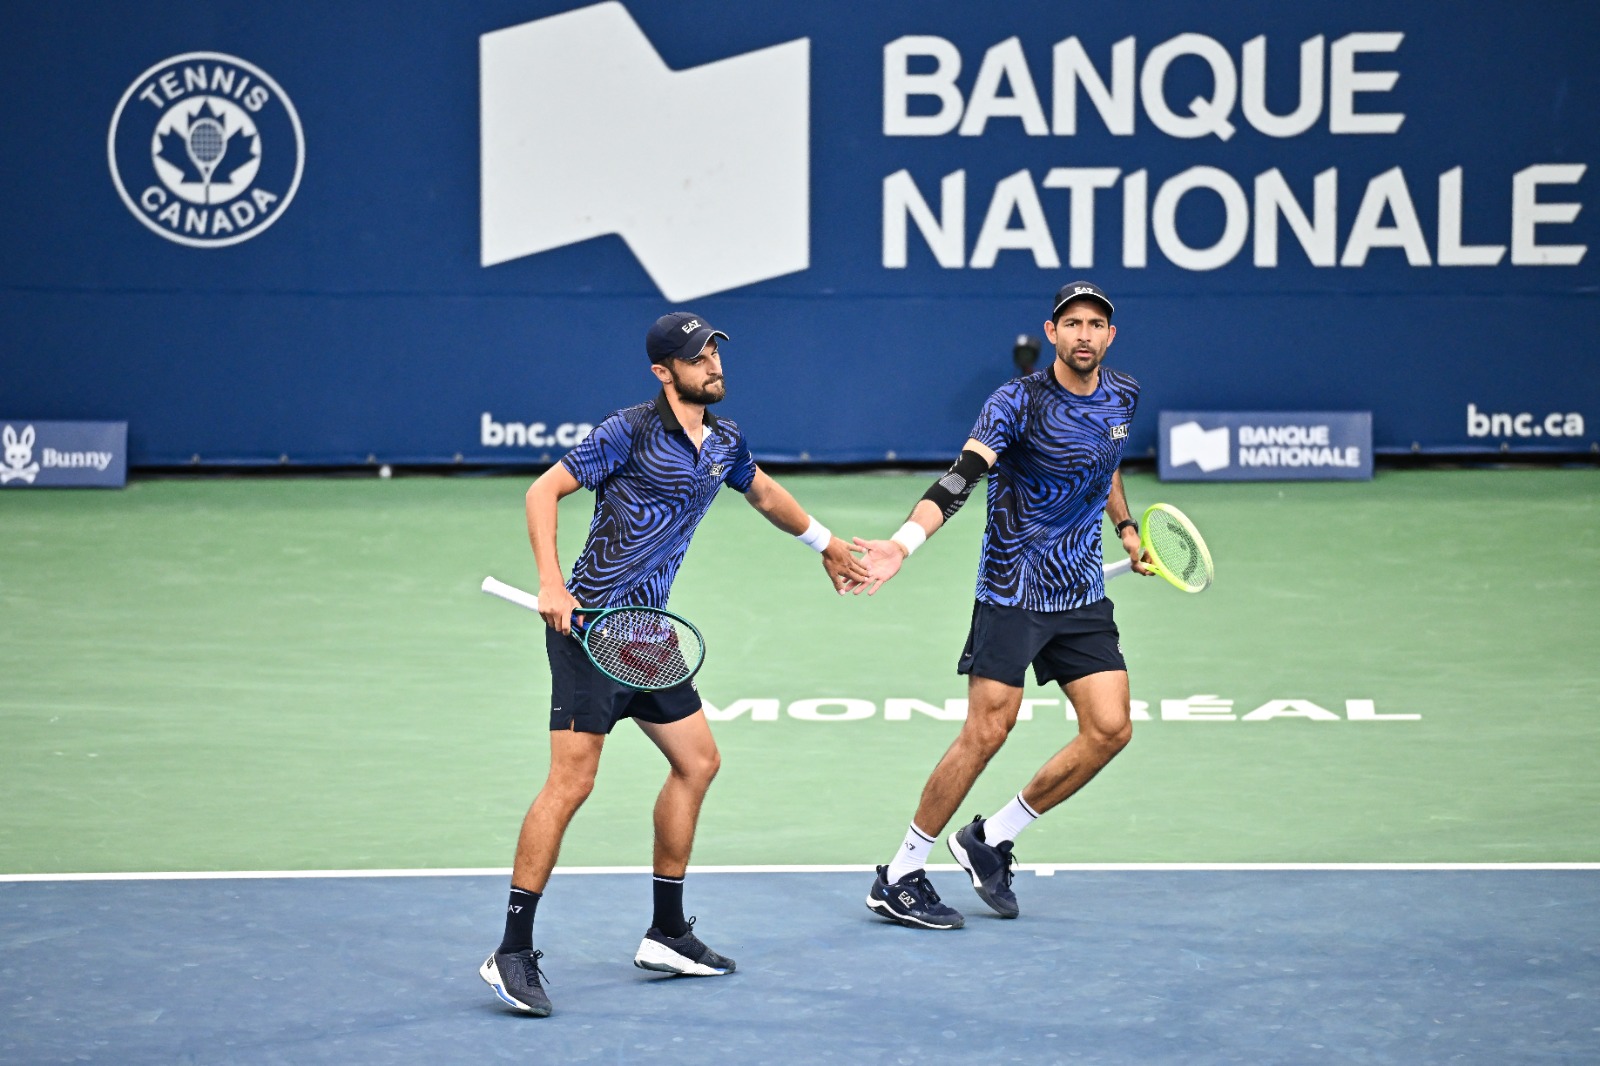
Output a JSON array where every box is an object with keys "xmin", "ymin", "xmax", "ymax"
[
  {"xmin": 962, "ymin": 716, "xmax": 1012, "ymax": 755},
  {"xmin": 1092, "ymin": 719, "xmax": 1132, "ymax": 758},
  {"xmin": 546, "ymin": 767, "xmax": 598, "ymax": 807},
  {"xmin": 675, "ymin": 747, "xmax": 721, "ymax": 791}
]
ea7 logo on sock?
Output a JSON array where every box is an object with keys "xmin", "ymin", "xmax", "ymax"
[
  {"xmin": 480, "ymin": 2, "xmax": 809, "ymax": 300},
  {"xmin": 108, "ymin": 52, "xmax": 305, "ymax": 247}
]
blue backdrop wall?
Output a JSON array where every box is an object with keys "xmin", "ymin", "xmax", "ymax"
[{"xmin": 3, "ymin": 1, "xmax": 1596, "ymax": 465}]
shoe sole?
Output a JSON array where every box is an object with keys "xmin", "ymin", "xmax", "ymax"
[
  {"xmin": 864, "ymin": 893, "xmax": 965, "ymax": 930},
  {"xmin": 633, "ymin": 937, "xmax": 735, "ymax": 976},
  {"xmin": 948, "ymin": 832, "xmax": 1020, "ymax": 919},
  {"xmin": 479, "ymin": 956, "xmax": 552, "ymax": 1016}
]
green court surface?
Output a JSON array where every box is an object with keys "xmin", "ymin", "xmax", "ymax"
[{"xmin": 2, "ymin": 468, "xmax": 1597, "ymax": 874}]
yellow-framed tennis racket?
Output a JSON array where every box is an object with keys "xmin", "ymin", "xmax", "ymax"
[{"xmin": 1102, "ymin": 502, "xmax": 1214, "ymax": 593}]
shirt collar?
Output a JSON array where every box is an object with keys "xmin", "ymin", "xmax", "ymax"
[{"xmin": 652, "ymin": 389, "xmax": 721, "ymax": 433}]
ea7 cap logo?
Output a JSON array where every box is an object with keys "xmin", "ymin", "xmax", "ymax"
[
  {"xmin": 108, "ymin": 52, "xmax": 305, "ymax": 247},
  {"xmin": 1052, "ymin": 281, "xmax": 1115, "ymax": 320},
  {"xmin": 647, "ymin": 311, "xmax": 729, "ymax": 363},
  {"xmin": 480, "ymin": 2, "xmax": 810, "ymax": 301}
]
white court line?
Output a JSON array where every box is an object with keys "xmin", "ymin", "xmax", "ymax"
[{"xmin": 2, "ymin": 862, "xmax": 1598, "ymax": 883}]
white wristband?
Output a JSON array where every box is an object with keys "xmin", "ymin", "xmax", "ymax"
[
  {"xmin": 890, "ymin": 520, "xmax": 927, "ymax": 557},
  {"xmin": 795, "ymin": 515, "xmax": 832, "ymax": 553}
]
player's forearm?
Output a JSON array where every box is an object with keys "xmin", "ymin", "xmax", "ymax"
[
  {"xmin": 747, "ymin": 475, "xmax": 810, "ymax": 536},
  {"xmin": 1104, "ymin": 468, "xmax": 1133, "ymax": 528}
]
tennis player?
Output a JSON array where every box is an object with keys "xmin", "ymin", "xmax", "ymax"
[
  {"xmin": 481, "ymin": 312, "xmax": 867, "ymax": 1014},
  {"xmin": 854, "ymin": 281, "xmax": 1150, "ymax": 929}
]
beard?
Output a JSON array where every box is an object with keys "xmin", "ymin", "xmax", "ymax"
[
  {"xmin": 670, "ymin": 369, "xmax": 726, "ymax": 405},
  {"xmin": 1057, "ymin": 344, "xmax": 1106, "ymax": 377}
]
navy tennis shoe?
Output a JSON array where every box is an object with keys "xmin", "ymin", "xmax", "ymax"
[
  {"xmin": 634, "ymin": 917, "xmax": 736, "ymax": 976},
  {"xmin": 948, "ymin": 816, "xmax": 1020, "ymax": 918},
  {"xmin": 480, "ymin": 948, "xmax": 552, "ymax": 1016},
  {"xmin": 865, "ymin": 866, "xmax": 965, "ymax": 929}
]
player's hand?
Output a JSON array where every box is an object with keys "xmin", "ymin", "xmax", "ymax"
[
  {"xmin": 851, "ymin": 537, "xmax": 906, "ymax": 595},
  {"xmin": 822, "ymin": 536, "xmax": 870, "ymax": 595},
  {"xmin": 1121, "ymin": 527, "xmax": 1153, "ymax": 576},
  {"xmin": 538, "ymin": 583, "xmax": 580, "ymax": 634}
]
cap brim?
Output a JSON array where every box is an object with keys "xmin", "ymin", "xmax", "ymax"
[{"xmin": 1052, "ymin": 294, "xmax": 1114, "ymax": 318}]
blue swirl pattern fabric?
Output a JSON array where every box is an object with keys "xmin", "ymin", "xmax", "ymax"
[
  {"xmin": 968, "ymin": 368, "xmax": 1140, "ymax": 611},
  {"xmin": 561, "ymin": 392, "xmax": 756, "ymax": 610}
]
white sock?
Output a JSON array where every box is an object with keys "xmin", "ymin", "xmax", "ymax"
[
  {"xmin": 983, "ymin": 794, "xmax": 1040, "ymax": 846},
  {"xmin": 885, "ymin": 822, "xmax": 936, "ymax": 882}
]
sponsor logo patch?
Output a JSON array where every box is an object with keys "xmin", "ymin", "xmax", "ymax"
[{"xmin": 109, "ymin": 52, "xmax": 305, "ymax": 247}]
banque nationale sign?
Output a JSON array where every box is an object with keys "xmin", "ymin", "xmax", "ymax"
[
  {"xmin": 1159, "ymin": 411, "xmax": 1372, "ymax": 481},
  {"xmin": 0, "ymin": 422, "xmax": 128, "ymax": 489}
]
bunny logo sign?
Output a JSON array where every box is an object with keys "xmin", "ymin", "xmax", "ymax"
[
  {"xmin": 0, "ymin": 422, "xmax": 129, "ymax": 489},
  {"xmin": 2, "ymin": 425, "xmax": 40, "ymax": 484}
]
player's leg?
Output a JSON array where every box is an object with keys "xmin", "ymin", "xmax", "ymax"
[
  {"xmin": 510, "ymin": 729, "xmax": 609, "ymax": 891},
  {"xmin": 909, "ymin": 675, "xmax": 1025, "ymax": 842},
  {"xmin": 1020, "ymin": 669, "xmax": 1132, "ymax": 814},
  {"xmin": 950, "ymin": 600, "xmax": 1130, "ymax": 919},
  {"xmin": 482, "ymin": 627, "xmax": 620, "ymax": 1015},
  {"xmin": 631, "ymin": 705, "xmax": 735, "ymax": 976},
  {"xmin": 866, "ymin": 675, "xmax": 1023, "ymax": 930},
  {"xmin": 482, "ymin": 728, "xmax": 605, "ymax": 1014}
]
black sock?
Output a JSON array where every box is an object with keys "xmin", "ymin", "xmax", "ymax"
[
  {"xmin": 497, "ymin": 887, "xmax": 541, "ymax": 954},
  {"xmin": 652, "ymin": 875, "xmax": 688, "ymax": 937}
]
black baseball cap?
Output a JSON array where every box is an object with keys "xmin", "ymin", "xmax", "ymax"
[
  {"xmin": 1051, "ymin": 281, "xmax": 1114, "ymax": 321},
  {"xmin": 646, "ymin": 311, "xmax": 729, "ymax": 364}
]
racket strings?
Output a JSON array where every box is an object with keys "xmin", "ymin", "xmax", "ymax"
[
  {"xmin": 585, "ymin": 610, "xmax": 699, "ymax": 689},
  {"xmin": 1145, "ymin": 509, "xmax": 1207, "ymax": 590}
]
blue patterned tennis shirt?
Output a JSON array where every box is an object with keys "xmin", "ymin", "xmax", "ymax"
[
  {"xmin": 967, "ymin": 367, "xmax": 1140, "ymax": 611},
  {"xmin": 561, "ymin": 391, "xmax": 757, "ymax": 610}
]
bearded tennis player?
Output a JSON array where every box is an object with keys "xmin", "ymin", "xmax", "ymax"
[
  {"xmin": 480, "ymin": 312, "xmax": 867, "ymax": 1014},
  {"xmin": 853, "ymin": 281, "xmax": 1152, "ymax": 929}
]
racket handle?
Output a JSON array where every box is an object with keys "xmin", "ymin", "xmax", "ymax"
[
  {"xmin": 1102, "ymin": 558, "xmax": 1133, "ymax": 581},
  {"xmin": 481, "ymin": 575, "xmax": 540, "ymax": 611}
]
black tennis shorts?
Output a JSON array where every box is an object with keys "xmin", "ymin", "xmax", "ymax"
[
  {"xmin": 957, "ymin": 597, "xmax": 1126, "ymax": 688},
  {"xmin": 545, "ymin": 627, "xmax": 702, "ymax": 734}
]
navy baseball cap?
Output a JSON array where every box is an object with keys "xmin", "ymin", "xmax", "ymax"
[
  {"xmin": 646, "ymin": 311, "xmax": 729, "ymax": 364},
  {"xmin": 1051, "ymin": 281, "xmax": 1114, "ymax": 320}
]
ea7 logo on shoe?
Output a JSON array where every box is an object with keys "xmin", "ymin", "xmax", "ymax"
[
  {"xmin": 480, "ymin": 2, "xmax": 809, "ymax": 300},
  {"xmin": 108, "ymin": 52, "xmax": 305, "ymax": 247},
  {"xmin": 897, "ymin": 890, "xmax": 916, "ymax": 907}
]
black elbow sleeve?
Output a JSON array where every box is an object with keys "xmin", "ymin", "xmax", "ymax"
[{"xmin": 920, "ymin": 449, "xmax": 990, "ymax": 520}]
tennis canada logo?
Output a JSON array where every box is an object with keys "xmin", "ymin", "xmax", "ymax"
[
  {"xmin": 108, "ymin": 52, "xmax": 305, "ymax": 247},
  {"xmin": 2, "ymin": 425, "xmax": 40, "ymax": 485}
]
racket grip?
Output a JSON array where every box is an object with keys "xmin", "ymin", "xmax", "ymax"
[
  {"xmin": 481, "ymin": 575, "xmax": 540, "ymax": 611},
  {"xmin": 1102, "ymin": 558, "xmax": 1133, "ymax": 581}
]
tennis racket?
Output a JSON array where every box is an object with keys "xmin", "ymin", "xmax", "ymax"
[
  {"xmin": 1102, "ymin": 503, "xmax": 1214, "ymax": 593},
  {"xmin": 480, "ymin": 576, "xmax": 706, "ymax": 690}
]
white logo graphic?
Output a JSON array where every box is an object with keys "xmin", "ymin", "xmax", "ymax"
[
  {"xmin": 480, "ymin": 3, "xmax": 810, "ymax": 300},
  {"xmin": 1109, "ymin": 423, "xmax": 1128, "ymax": 440},
  {"xmin": 109, "ymin": 52, "xmax": 305, "ymax": 247},
  {"xmin": 1169, "ymin": 421, "xmax": 1231, "ymax": 472},
  {"xmin": 2, "ymin": 425, "xmax": 40, "ymax": 485}
]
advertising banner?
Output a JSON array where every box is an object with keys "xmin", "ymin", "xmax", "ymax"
[
  {"xmin": 1, "ymin": 1, "xmax": 1595, "ymax": 465},
  {"xmin": 0, "ymin": 422, "xmax": 128, "ymax": 488},
  {"xmin": 1158, "ymin": 411, "xmax": 1372, "ymax": 481}
]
